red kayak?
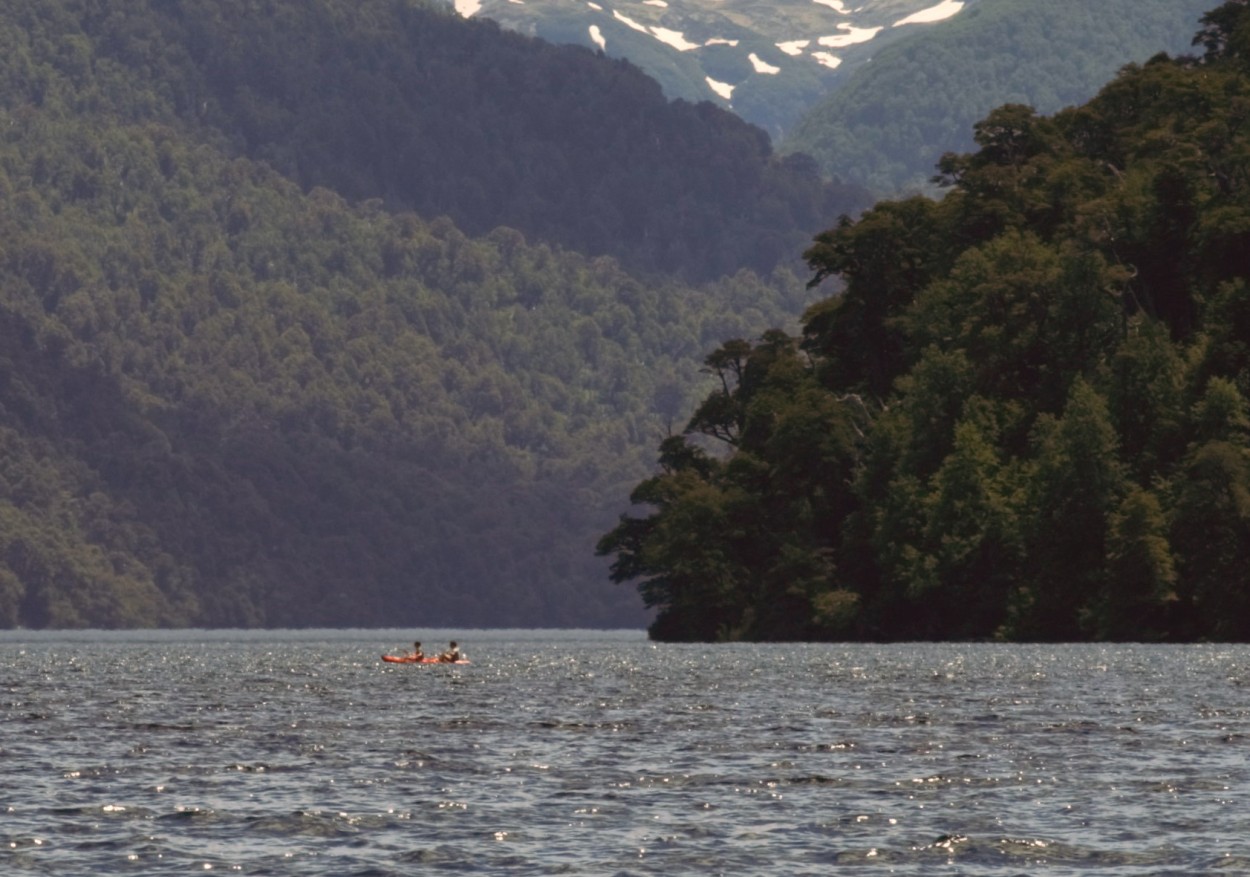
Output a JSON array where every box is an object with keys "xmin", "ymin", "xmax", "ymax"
[{"xmin": 381, "ymin": 654, "xmax": 470, "ymax": 664}]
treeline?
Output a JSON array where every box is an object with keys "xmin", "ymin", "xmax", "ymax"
[
  {"xmin": 783, "ymin": 0, "xmax": 1213, "ymax": 196},
  {"xmin": 601, "ymin": 2, "xmax": 1250, "ymax": 642},
  {"xmin": 2, "ymin": 0, "xmax": 867, "ymax": 282},
  {"xmin": 0, "ymin": 0, "xmax": 828, "ymax": 628}
]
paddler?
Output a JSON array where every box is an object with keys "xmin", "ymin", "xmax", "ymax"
[
  {"xmin": 439, "ymin": 641, "xmax": 461, "ymax": 663},
  {"xmin": 408, "ymin": 641, "xmax": 424, "ymax": 660}
]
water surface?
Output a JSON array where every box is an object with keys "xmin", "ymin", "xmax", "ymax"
[{"xmin": 2, "ymin": 630, "xmax": 1248, "ymax": 874}]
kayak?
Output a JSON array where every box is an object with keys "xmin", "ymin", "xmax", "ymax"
[{"xmin": 381, "ymin": 654, "xmax": 470, "ymax": 664}]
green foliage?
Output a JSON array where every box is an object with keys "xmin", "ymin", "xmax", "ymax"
[
  {"xmin": 599, "ymin": 335, "xmax": 859, "ymax": 641},
  {"xmin": 1099, "ymin": 488, "xmax": 1177, "ymax": 641},
  {"xmin": 605, "ymin": 8, "xmax": 1250, "ymax": 641},
  {"xmin": 1007, "ymin": 379, "xmax": 1127, "ymax": 641},
  {"xmin": 1169, "ymin": 440, "xmax": 1250, "ymax": 638},
  {"xmin": 801, "ymin": 196, "xmax": 948, "ymax": 397},
  {"xmin": 73, "ymin": 0, "xmax": 867, "ymax": 283},
  {"xmin": 0, "ymin": 0, "xmax": 847, "ymax": 629}
]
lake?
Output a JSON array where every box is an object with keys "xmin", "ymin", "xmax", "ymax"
[{"xmin": 2, "ymin": 630, "xmax": 1248, "ymax": 875}]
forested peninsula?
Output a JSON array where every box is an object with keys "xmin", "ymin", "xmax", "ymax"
[
  {"xmin": 0, "ymin": 0, "xmax": 868, "ymax": 629},
  {"xmin": 601, "ymin": 2, "xmax": 1250, "ymax": 643}
]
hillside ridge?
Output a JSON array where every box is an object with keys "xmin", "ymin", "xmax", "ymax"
[{"xmin": 0, "ymin": 0, "xmax": 846, "ymax": 628}]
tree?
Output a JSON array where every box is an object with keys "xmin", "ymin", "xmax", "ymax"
[
  {"xmin": 905, "ymin": 231, "xmax": 1119, "ymax": 414},
  {"xmin": 802, "ymin": 196, "xmax": 947, "ymax": 397},
  {"xmin": 1169, "ymin": 440, "xmax": 1250, "ymax": 639},
  {"xmin": 1105, "ymin": 321, "xmax": 1186, "ymax": 482},
  {"xmin": 1099, "ymin": 488, "xmax": 1177, "ymax": 641},
  {"xmin": 1009, "ymin": 379, "xmax": 1125, "ymax": 640},
  {"xmin": 911, "ymin": 411, "xmax": 1023, "ymax": 639},
  {"xmin": 1194, "ymin": 0, "xmax": 1250, "ymax": 63}
]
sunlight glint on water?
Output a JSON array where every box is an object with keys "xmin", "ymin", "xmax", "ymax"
[{"xmin": 2, "ymin": 630, "xmax": 1249, "ymax": 875}]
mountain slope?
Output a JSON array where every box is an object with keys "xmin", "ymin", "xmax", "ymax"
[
  {"xmin": 82, "ymin": 0, "xmax": 865, "ymax": 282},
  {"xmin": 0, "ymin": 0, "xmax": 830, "ymax": 629},
  {"xmin": 783, "ymin": 0, "xmax": 1214, "ymax": 194},
  {"xmin": 455, "ymin": 0, "xmax": 974, "ymax": 141}
]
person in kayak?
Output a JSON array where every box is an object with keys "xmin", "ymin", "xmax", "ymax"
[
  {"xmin": 439, "ymin": 641, "xmax": 461, "ymax": 663},
  {"xmin": 408, "ymin": 641, "xmax": 424, "ymax": 660}
]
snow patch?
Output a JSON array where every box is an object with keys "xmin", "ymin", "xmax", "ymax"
[
  {"xmin": 643, "ymin": 0, "xmax": 668, "ymax": 6},
  {"xmin": 587, "ymin": 2, "xmax": 603, "ymax": 9},
  {"xmin": 777, "ymin": 40, "xmax": 810, "ymax": 57},
  {"xmin": 706, "ymin": 76, "xmax": 735, "ymax": 100},
  {"xmin": 613, "ymin": 10, "xmax": 650, "ymax": 33},
  {"xmin": 652, "ymin": 27, "xmax": 701, "ymax": 51},
  {"xmin": 894, "ymin": 0, "xmax": 964, "ymax": 26},
  {"xmin": 704, "ymin": 37, "xmax": 740, "ymax": 47},
  {"xmin": 453, "ymin": 0, "xmax": 482, "ymax": 16},
  {"xmin": 817, "ymin": 24, "xmax": 882, "ymax": 48},
  {"xmin": 811, "ymin": 0, "xmax": 851, "ymax": 11},
  {"xmin": 812, "ymin": 52, "xmax": 842, "ymax": 69},
  {"xmin": 589, "ymin": 24, "xmax": 606, "ymax": 50},
  {"xmin": 609, "ymin": 10, "xmax": 710, "ymax": 54},
  {"xmin": 749, "ymin": 53, "xmax": 781, "ymax": 74}
]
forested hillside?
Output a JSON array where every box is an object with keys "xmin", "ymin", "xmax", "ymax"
[
  {"xmin": 0, "ymin": 0, "xmax": 840, "ymax": 628},
  {"xmin": 19, "ymin": 0, "xmax": 866, "ymax": 282},
  {"xmin": 783, "ymin": 0, "xmax": 1214, "ymax": 195},
  {"xmin": 601, "ymin": 2, "xmax": 1250, "ymax": 642}
]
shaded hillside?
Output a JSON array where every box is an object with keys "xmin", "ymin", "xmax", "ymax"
[
  {"xmin": 783, "ymin": 0, "xmax": 1213, "ymax": 195},
  {"xmin": 0, "ymin": 1, "xmax": 824, "ymax": 629},
  {"xmin": 602, "ymin": 2, "xmax": 1250, "ymax": 642},
  {"xmin": 18, "ymin": 0, "xmax": 868, "ymax": 282}
]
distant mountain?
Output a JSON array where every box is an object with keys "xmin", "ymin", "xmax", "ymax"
[
  {"xmin": 451, "ymin": 0, "xmax": 977, "ymax": 141},
  {"xmin": 459, "ymin": 0, "xmax": 1217, "ymax": 197},
  {"xmin": 132, "ymin": 0, "xmax": 869, "ymax": 283},
  {"xmin": 782, "ymin": 0, "xmax": 1215, "ymax": 194}
]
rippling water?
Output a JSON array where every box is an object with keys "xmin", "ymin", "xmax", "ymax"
[{"xmin": 3, "ymin": 630, "xmax": 1249, "ymax": 875}]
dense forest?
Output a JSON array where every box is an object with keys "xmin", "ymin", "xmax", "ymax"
[
  {"xmin": 601, "ymin": 1, "xmax": 1250, "ymax": 642},
  {"xmin": 11, "ymin": 0, "xmax": 866, "ymax": 282},
  {"xmin": 783, "ymin": 0, "xmax": 1214, "ymax": 196},
  {"xmin": 0, "ymin": 0, "xmax": 855, "ymax": 628}
]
